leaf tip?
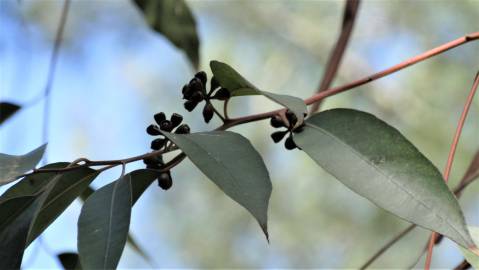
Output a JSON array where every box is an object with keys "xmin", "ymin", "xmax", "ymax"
[{"xmin": 260, "ymin": 222, "xmax": 270, "ymax": 244}]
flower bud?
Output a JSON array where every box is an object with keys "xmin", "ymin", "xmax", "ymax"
[
  {"xmin": 270, "ymin": 116, "xmax": 285, "ymax": 128},
  {"xmin": 170, "ymin": 113, "xmax": 183, "ymax": 128},
  {"xmin": 157, "ymin": 171, "xmax": 173, "ymax": 190},
  {"xmin": 182, "ymin": 85, "xmax": 194, "ymax": 100},
  {"xmin": 194, "ymin": 71, "xmax": 207, "ymax": 85},
  {"xmin": 146, "ymin": 124, "xmax": 162, "ymax": 136},
  {"xmin": 202, "ymin": 103, "xmax": 214, "ymax": 123},
  {"xmin": 150, "ymin": 138, "xmax": 166, "ymax": 150},
  {"xmin": 184, "ymin": 100, "xmax": 198, "ymax": 112},
  {"xmin": 175, "ymin": 124, "xmax": 191, "ymax": 134},
  {"xmin": 190, "ymin": 91, "xmax": 205, "ymax": 102},
  {"xmin": 271, "ymin": 130, "xmax": 288, "ymax": 143},
  {"xmin": 159, "ymin": 120, "xmax": 173, "ymax": 132},
  {"xmin": 189, "ymin": 78, "xmax": 204, "ymax": 93},
  {"xmin": 154, "ymin": 112, "xmax": 166, "ymax": 125},
  {"xmin": 284, "ymin": 136, "xmax": 297, "ymax": 150}
]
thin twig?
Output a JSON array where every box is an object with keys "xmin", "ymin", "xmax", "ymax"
[
  {"xmin": 41, "ymin": 0, "xmax": 70, "ymax": 157},
  {"xmin": 218, "ymin": 32, "xmax": 479, "ymax": 131},
  {"xmin": 424, "ymin": 72, "xmax": 479, "ymax": 270},
  {"xmin": 309, "ymin": 0, "xmax": 360, "ymax": 113}
]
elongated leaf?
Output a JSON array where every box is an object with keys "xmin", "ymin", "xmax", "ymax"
[
  {"xmin": 162, "ymin": 131, "xmax": 272, "ymax": 240},
  {"xmin": 78, "ymin": 174, "xmax": 132, "ymax": 269},
  {"xmin": 210, "ymin": 60, "xmax": 306, "ymax": 124},
  {"xmin": 460, "ymin": 227, "xmax": 479, "ymax": 269},
  {"xmin": 58, "ymin": 252, "xmax": 82, "ymax": 270},
  {"xmin": 134, "ymin": 0, "xmax": 199, "ymax": 68},
  {"xmin": 0, "ymin": 144, "xmax": 47, "ymax": 186},
  {"xmin": 27, "ymin": 168, "xmax": 100, "ymax": 245},
  {"xmin": 79, "ymin": 170, "xmax": 158, "ymax": 262},
  {"xmin": 0, "ymin": 102, "xmax": 21, "ymax": 125},
  {"xmin": 0, "ymin": 194, "xmax": 46, "ymax": 269},
  {"xmin": 294, "ymin": 109, "xmax": 475, "ymax": 249}
]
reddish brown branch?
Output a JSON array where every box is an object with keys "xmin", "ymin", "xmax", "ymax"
[
  {"xmin": 219, "ymin": 32, "xmax": 479, "ymax": 131},
  {"xmin": 309, "ymin": 0, "xmax": 361, "ymax": 113},
  {"xmin": 424, "ymin": 72, "xmax": 479, "ymax": 270}
]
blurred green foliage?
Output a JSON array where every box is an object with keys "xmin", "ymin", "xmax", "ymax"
[{"xmin": 1, "ymin": 0, "xmax": 478, "ymax": 268}]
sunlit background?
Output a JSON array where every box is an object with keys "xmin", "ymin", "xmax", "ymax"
[{"xmin": 1, "ymin": 0, "xmax": 478, "ymax": 268}]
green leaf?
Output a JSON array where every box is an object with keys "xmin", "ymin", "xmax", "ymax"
[
  {"xmin": 0, "ymin": 102, "xmax": 21, "ymax": 125},
  {"xmin": 293, "ymin": 108, "xmax": 476, "ymax": 249},
  {"xmin": 27, "ymin": 167, "xmax": 100, "ymax": 245},
  {"xmin": 78, "ymin": 170, "xmax": 158, "ymax": 262},
  {"xmin": 0, "ymin": 162, "xmax": 100, "ymax": 246},
  {"xmin": 162, "ymin": 131, "xmax": 272, "ymax": 240},
  {"xmin": 134, "ymin": 0, "xmax": 199, "ymax": 68},
  {"xmin": 0, "ymin": 194, "xmax": 47, "ymax": 269},
  {"xmin": 58, "ymin": 252, "xmax": 82, "ymax": 270},
  {"xmin": 78, "ymin": 174, "xmax": 132, "ymax": 269},
  {"xmin": 210, "ymin": 60, "xmax": 306, "ymax": 125},
  {"xmin": 0, "ymin": 144, "xmax": 47, "ymax": 186},
  {"xmin": 460, "ymin": 227, "xmax": 479, "ymax": 269}
]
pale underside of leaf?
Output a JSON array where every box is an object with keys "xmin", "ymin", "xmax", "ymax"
[
  {"xmin": 0, "ymin": 144, "xmax": 47, "ymax": 186},
  {"xmin": 294, "ymin": 109, "xmax": 475, "ymax": 249},
  {"xmin": 162, "ymin": 131, "xmax": 272, "ymax": 240}
]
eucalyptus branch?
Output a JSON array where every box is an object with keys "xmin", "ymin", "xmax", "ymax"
[
  {"xmin": 425, "ymin": 71, "xmax": 479, "ymax": 270},
  {"xmin": 218, "ymin": 32, "xmax": 479, "ymax": 131},
  {"xmin": 309, "ymin": 0, "xmax": 360, "ymax": 113}
]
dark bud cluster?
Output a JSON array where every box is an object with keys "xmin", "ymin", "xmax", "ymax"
[
  {"xmin": 144, "ymin": 112, "xmax": 191, "ymax": 190},
  {"xmin": 182, "ymin": 71, "xmax": 230, "ymax": 123},
  {"xmin": 143, "ymin": 155, "xmax": 172, "ymax": 190},
  {"xmin": 269, "ymin": 110, "xmax": 306, "ymax": 150}
]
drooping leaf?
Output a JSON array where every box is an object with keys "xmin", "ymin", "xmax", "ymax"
[
  {"xmin": 293, "ymin": 108, "xmax": 476, "ymax": 249},
  {"xmin": 0, "ymin": 144, "xmax": 47, "ymax": 186},
  {"xmin": 0, "ymin": 102, "xmax": 21, "ymax": 125},
  {"xmin": 133, "ymin": 0, "xmax": 199, "ymax": 68},
  {"xmin": 58, "ymin": 252, "xmax": 82, "ymax": 270},
  {"xmin": 78, "ymin": 174, "xmax": 132, "ymax": 269},
  {"xmin": 27, "ymin": 167, "xmax": 100, "ymax": 245},
  {"xmin": 0, "ymin": 194, "xmax": 46, "ymax": 269},
  {"xmin": 162, "ymin": 131, "xmax": 272, "ymax": 240},
  {"xmin": 210, "ymin": 60, "xmax": 306, "ymax": 124},
  {"xmin": 78, "ymin": 170, "xmax": 158, "ymax": 262},
  {"xmin": 460, "ymin": 227, "xmax": 479, "ymax": 269}
]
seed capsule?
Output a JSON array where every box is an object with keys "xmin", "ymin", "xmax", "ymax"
[
  {"xmin": 184, "ymin": 100, "xmax": 198, "ymax": 112},
  {"xmin": 159, "ymin": 120, "xmax": 173, "ymax": 132},
  {"xmin": 175, "ymin": 124, "xmax": 191, "ymax": 134},
  {"xmin": 190, "ymin": 91, "xmax": 205, "ymax": 102},
  {"xmin": 271, "ymin": 130, "xmax": 288, "ymax": 143},
  {"xmin": 270, "ymin": 116, "xmax": 285, "ymax": 128},
  {"xmin": 146, "ymin": 124, "xmax": 162, "ymax": 136},
  {"xmin": 203, "ymin": 103, "xmax": 214, "ymax": 123},
  {"xmin": 170, "ymin": 113, "xmax": 183, "ymax": 128},
  {"xmin": 157, "ymin": 171, "xmax": 173, "ymax": 190},
  {"xmin": 150, "ymin": 138, "xmax": 166, "ymax": 150},
  {"xmin": 212, "ymin": 88, "xmax": 230, "ymax": 100},
  {"xmin": 194, "ymin": 71, "xmax": 207, "ymax": 85},
  {"xmin": 154, "ymin": 112, "xmax": 166, "ymax": 125},
  {"xmin": 189, "ymin": 78, "xmax": 204, "ymax": 93},
  {"xmin": 284, "ymin": 136, "xmax": 297, "ymax": 150}
]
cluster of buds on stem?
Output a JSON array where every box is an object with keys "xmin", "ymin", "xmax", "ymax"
[
  {"xmin": 182, "ymin": 71, "xmax": 230, "ymax": 123},
  {"xmin": 144, "ymin": 112, "xmax": 191, "ymax": 190},
  {"xmin": 270, "ymin": 110, "xmax": 306, "ymax": 150}
]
